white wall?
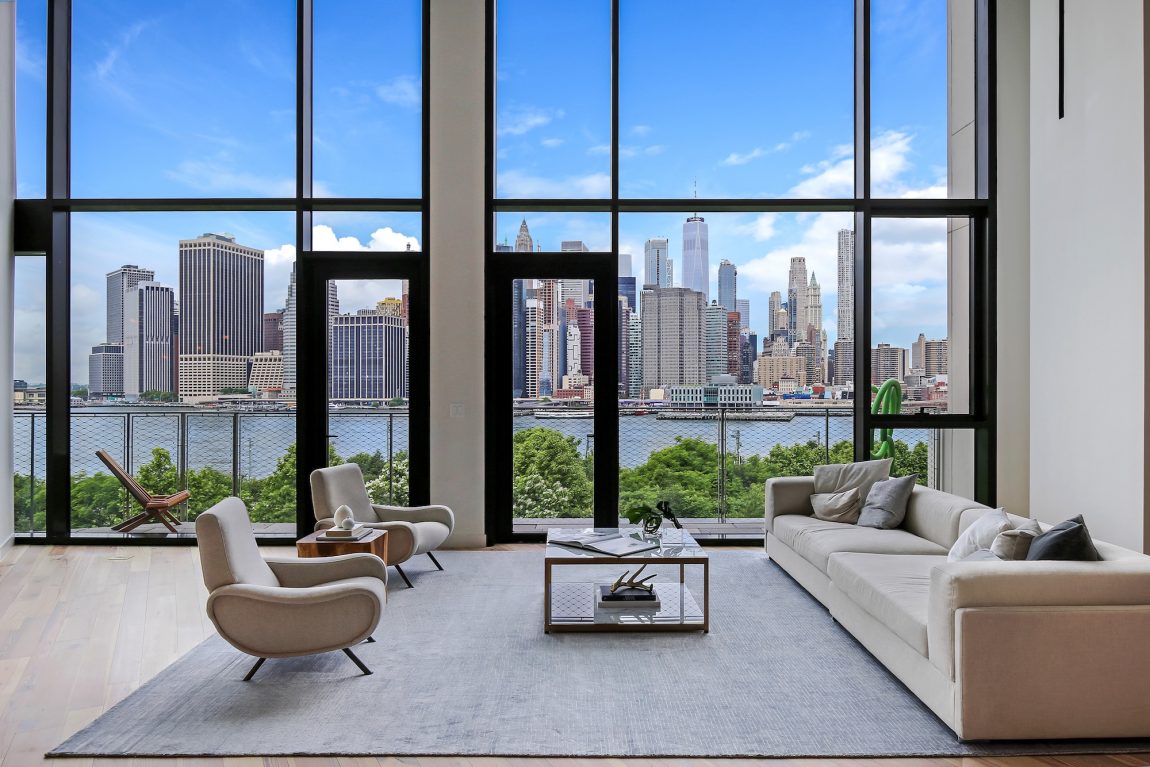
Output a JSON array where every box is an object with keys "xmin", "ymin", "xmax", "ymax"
[
  {"xmin": 428, "ymin": 0, "xmax": 486, "ymax": 548},
  {"xmin": 996, "ymin": 0, "xmax": 1030, "ymax": 517},
  {"xmin": 1030, "ymin": 0, "xmax": 1146, "ymax": 550},
  {"xmin": 0, "ymin": 1, "xmax": 14, "ymax": 560}
]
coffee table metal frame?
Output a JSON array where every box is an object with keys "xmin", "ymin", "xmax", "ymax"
[{"xmin": 543, "ymin": 528, "xmax": 709, "ymax": 634}]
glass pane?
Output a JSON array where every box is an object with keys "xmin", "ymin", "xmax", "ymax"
[
  {"xmin": 495, "ymin": 0, "xmax": 611, "ymax": 198},
  {"xmin": 15, "ymin": 0, "xmax": 46, "ymax": 198},
  {"xmin": 620, "ymin": 0, "xmax": 853, "ymax": 199},
  {"xmin": 327, "ymin": 279, "xmax": 411, "ymax": 506},
  {"xmin": 512, "ymin": 277, "xmax": 596, "ymax": 531},
  {"xmin": 494, "ymin": 212, "xmax": 611, "ymax": 253},
  {"xmin": 13, "ymin": 255, "xmax": 47, "ymax": 534},
  {"xmin": 617, "ymin": 212, "xmax": 854, "ymax": 537},
  {"xmin": 874, "ymin": 428, "xmax": 974, "ymax": 497},
  {"xmin": 69, "ymin": 212, "xmax": 295, "ymax": 537},
  {"xmin": 314, "ymin": 0, "xmax": 422, "ymax": 198},
  {"xmin": 312, "ymin": 212, "xmax": 423, "ymax": 252},
  {"xmin": 870, "ymin": 217, "xmax": 968, "ymax": 414},
  {"xmin": 71, "ymin": 1, "xmax": 295, "ymax": 198},
  {"xmin": 871, "ymin": 0, "xmax": 975, "ymax": 198}
]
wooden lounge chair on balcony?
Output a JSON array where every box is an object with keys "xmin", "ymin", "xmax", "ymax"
[{"xmin": 96, "ymin": 450, "xmax": 190, "ymax": 534}]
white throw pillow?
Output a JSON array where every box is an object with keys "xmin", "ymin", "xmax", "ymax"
[
  {"xmin": 811, "ymin": 487, "xmax": 862, "ymax": 524},
  {"xmin": 948, "ymin": 508, "xmax": 1012, "ymax": 562},
  {"xmin": 990, "ymin": 518, "xmax": 1043, "ymax": 560}
]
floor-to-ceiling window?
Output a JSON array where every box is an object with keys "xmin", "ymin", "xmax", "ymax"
[
  {"xmin": 486, "ymin": 0, "xmax": 995, "ymax": 542},
  {"xmin": 12, "ymin": 0, "xmax": 429, "ymax": 543}
]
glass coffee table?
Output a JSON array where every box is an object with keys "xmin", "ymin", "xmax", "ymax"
[{"xmin": 544, "ymin": 527, "xmax": 709, "ymax": 633}]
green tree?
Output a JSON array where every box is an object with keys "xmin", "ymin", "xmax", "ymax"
[
  {"xmin": 512, "ymin": 428, "xmax": 592, "ymax": 517},
  {"xmin": 247, "ymin": 443, "xmax": 342, "ymax": 523},
  {"xmin": 619, "ymin": 437, "xmax": 720, "ymax": 518},
  {"xmin": 365, "ymin": 451, "xmax": 409, "ymax": 506},
  {"xmin": 70, "ymin": 472, "xmax": 130, "ymax": 529},
  {"xmin": 140, "ymin": 390, "xmax": 176, "ymax": 402},
  {"xmin": 186, "ymin": 466, "xmax": 233, "ymax": 517},
  {"xmin": 71, "ymin": 386, "xmax": 89, "ymax": 399},
  {"xmin": 136, "ymin": 448, "xmax": 179, "ymax": 496},
  {"xmin": 13, "ymin": 473, "xmax": 46, "ymax": 531},
  {"xmin": 345, "ymin": 450, "xmax": 388, "ymax": 483}
]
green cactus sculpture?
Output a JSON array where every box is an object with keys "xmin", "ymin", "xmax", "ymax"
[{"xmin": 870, "ymin": 378, "xmax": 902, "ymax": 459}]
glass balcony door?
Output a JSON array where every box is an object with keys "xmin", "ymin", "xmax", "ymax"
[{"xmin": 295, "ymin": 251, "xmax": 428, "ymax": 539}]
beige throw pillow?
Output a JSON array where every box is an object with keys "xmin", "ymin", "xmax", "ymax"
[
  {"xmin": 812, "ymin": 458, "xmax": 893, "ymax": 504},
  {"xmin": 990, "ymin": 518, "xmax": 1042, "ymax": 560},
  {"xmin": 811, "ymin": 487, "xmax": 862, "ymax": 524}
]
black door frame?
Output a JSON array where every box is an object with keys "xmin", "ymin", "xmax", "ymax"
[
  {"xmin": 296, "ymin": 250, "xmax": 431, "ymax": 540},
  {"xmin": 485, "ymin": 251, "xmax": 620, "ymax": 543}
]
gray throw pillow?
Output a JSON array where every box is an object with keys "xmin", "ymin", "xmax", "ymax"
[
  {"xmin": 856, "ymin": 474, "xmax": 918, "ymax": 529},
  {"xmin": 811, "ymin": 487, "xmax": 861, "ymax": 524},
  {"xmin": 812, "ymin": 458, "xmax": 892, "ymax": 504},
  {"xmin": 990, "ymin": 518, "xmax": 1042, "ymax": 560}
]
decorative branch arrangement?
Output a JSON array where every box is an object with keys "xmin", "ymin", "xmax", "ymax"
[{"xmin": 610, "ymin": 563, "xmax": 655, "ymax": 594}]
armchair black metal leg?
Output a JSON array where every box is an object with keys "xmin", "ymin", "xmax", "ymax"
[
  {"xmin": 343, "ymin": 647, "xmax": 372, "ymax": 676},
  {"xmin": 242, "ymin": 657, "xmax": 267, "ymax": 682},
  {"xmin": 364, "ymin": 636, "xmax": 376, "ymax": 643},
  {"xmin": 427, "ymin": 552, "xmax": 444, "ymax": 571},
  {"xmin": 394, "ymin": 564, "xmax": 414, "ymax": 588}
]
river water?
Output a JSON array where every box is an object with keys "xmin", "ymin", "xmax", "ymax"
[{"xmin": 14, "ymin": 407, "xmax": 926, "ymax": 479}]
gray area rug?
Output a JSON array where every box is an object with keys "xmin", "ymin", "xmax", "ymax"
[{"xmin": 51, "ymin": 550, "xmax": 1150, "ymax": 758}]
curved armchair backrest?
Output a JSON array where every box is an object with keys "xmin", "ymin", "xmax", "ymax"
[
  {"xmin": 310, "ymin": 463, "xmax": 375, "ymax": 523},
  {"xmin": 195, "ymin": 497, "xmax": 279, "ymax": 592}
]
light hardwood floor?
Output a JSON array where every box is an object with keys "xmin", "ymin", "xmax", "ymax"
[{"xmin": 1, "ymin": 543, "xmax": 1147, "ymax": 767}]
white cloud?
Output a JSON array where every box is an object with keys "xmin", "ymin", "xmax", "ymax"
[
  {"xmin": 375, "ymin": 75, "xmax": 421, "ymax": 108},
  {"xmin": 168, "ymin": 159, "xmax": 297, "ymax": 197},
  {"xmin": 733, "ymin": 213, "xmax": 779, "ymax": 242},
  {"xmin": 497, "ymin": 170, "xmax": 610, "ymax": 198},
  {"xmin": 94, "ymin": 20, "xmax": 152, "ymax": 81},
  {"xmin": 631, "ymin": 125, "xmax": 651, "ymax": 136},
  {"xmin": 540, "ymin": 137, "xmax": 564, "ymax": 148},
  {"xmin": 722, "ymin": 147, "xmax": 767, "ymax": 167},
  {"xmin": 498, "ymin": 106, "xmax": 563, "ymax": 136}
]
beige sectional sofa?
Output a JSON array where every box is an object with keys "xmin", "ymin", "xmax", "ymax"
[{"xmin": 765, "ymin": 475, "xmax": 1150, "ymax": 741}]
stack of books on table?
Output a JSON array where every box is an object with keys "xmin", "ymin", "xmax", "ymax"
[
  {"xmin": 596, "ymin": 584, "xmax": 660, "ymax": 610},
  {"xmin": 317, "ymin": 526, "xmax": 371, "ymax": 542}
]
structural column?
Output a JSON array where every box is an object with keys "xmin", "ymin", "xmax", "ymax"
[{"xmin": 0, "ymin": 0, "xmax": 14, "ymax": 556}]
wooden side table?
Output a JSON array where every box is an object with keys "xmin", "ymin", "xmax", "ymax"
[{"xmin": 297, "ymin": 528, "xmax": 389, "ymax": 564}]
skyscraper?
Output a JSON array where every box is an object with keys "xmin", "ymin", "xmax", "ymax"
[
  {"xmin": 617, "ymin": 276, "xmax": 637, "ymax": 312},
  {"xmin": 281, "ymin": 262, "xmax": 338, "ymax": 395},
  {"xmin": 924, "ymin": 338, "xmax": 948, "ymax": 376},
  {"xmin": 618, "ymin": 252, "xmax": 633, "ymax": 278},
  {"xmin": 123, "ymin": 282, "xmax": 175, "ymax": 399},
  {"xmin": 768, "ymin": 291, "xmax": 782, "ymax": 335},
  {"xmin": 726, "ymin": 312, "xmax": 742, "ymax": 377},
  {"xmin": 736, "ymin": 298, "xmax": 751, "ymax": 331},
  {"xmin": 178, "ymin": 233, "xmax": 264, "ymax": 402},
  {"xmin": 912, "ymin": 333, "xmax": 927, "ymax": 371},
  {"xmin": 106, "ymin": 265, "xmax": 155, "ymax": 344},
  {"xmin": 682, "ymin": 214, "xmax": 709, "ymax": 300},
  {"xmin": 627, "ymin": 312, "xmax": 642, "ymax": 398},
  {"xmin": 88, "ymin": 343, "xmax": 124, "ymax": 398},
  {"xmin": 787, "ymin": 257, "xmax": 808, "ymax": 344},
  {"xmin": 807, "ymin": 272, "xmax": 823, "ymax": 382},
  {"xmin": 872, "ymin": 343, "xmax": 909, "ymax": 385},
  {"xmin": 705, "ymin": 302, "xmax": 728, "ymax": 380},
  {"xmin": 717, "ymin": 259, "xmax": 737, "ymax": 313},
  {"xmin": 262, "ymin": 309, "xmax": 284, "ymax": 352},
  {"xmin": 329, "ymin": 309, "xmax": 408, "ymax": 401},
  {"xmin": 837, "ymin": 228, "xmax": 855, "ymax": 343},
  {"xmin": 515, "ymin": 218, "xmax": 533, "ymax": 252},
  {"xmin": 640, "ymin": 286, "xmax": 705, "ymax": 390},
  {"xmin": 833, "ymin": 339, "xmax": 854, "ymax": 386},
  {"xmin": 560, "ymin": 241, "xmax": 591, "ymax": 308},
  {"xmin": 643, "ymin": 237, "xmax": 671, "ymax": 288}
]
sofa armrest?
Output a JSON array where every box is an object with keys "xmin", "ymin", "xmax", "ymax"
[
  {"xmin": 927, "ymin": 560, "xmax": 1150, "ymax": 679},
  {"xmin": 764, "ymin": 476, "xmax": 815, "ymax": 535},
  {"xmin": 266, "ymin": 553, "xmax": 387, "ymax": 588}
]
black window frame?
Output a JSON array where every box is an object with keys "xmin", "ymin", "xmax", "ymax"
[
  {"xmin": 485, "ymin": 0, "xmax": 997, "ymax": 544},
  {"xmin": 13, "ymin": 0, "xmax": 432, "ymax": 545}
]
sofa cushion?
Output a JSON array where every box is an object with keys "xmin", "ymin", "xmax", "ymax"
[
  {"xmin": 773, "ymin": 515, "xmax": 948, "ymax": 573},
  {"xmin": 828, "ymin": 552, "xmax": 944, "ymax": 657},
  {"xmin": 990, "ymin": 518, "xmax": 1042, "ymax": 560},
  {"xmin": 905, "ymin": 486, "xmax": 989, "ymax": 548}
]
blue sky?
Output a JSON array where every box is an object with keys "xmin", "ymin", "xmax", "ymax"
[
  {"xmin": 496, "ymin": 0, "xmax": 958, "ymax": 359},
  {"xmin": 13, "ymin": 0, "xmax": 958, "ymax": 382}
]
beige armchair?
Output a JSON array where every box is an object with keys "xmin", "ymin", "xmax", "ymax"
[
  {"xmin": 310, "ymin": 463, "xmax": 454, "ymax": 588},
  {"xmin": 195, "ymin": 497, "xmax": 386, "ymax": 681}
]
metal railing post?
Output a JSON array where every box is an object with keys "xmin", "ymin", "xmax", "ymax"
[
  {"xmin": 717, "ymin": 407, "xmax": 727, "ymax": 524},
  {"xmin": 388, "ymin": 412, "xmax": 395, "ymax": 501},
  {"xmin": 825, "ymin": 408, "xmax": 831, "ymax": 464},
  {"xmin": 29, "ymin": 415, "xmax": 36, "ymax": 529},
  {"xmin": 231, "ymin": 413, "xmax": 241, "ymax": 497},
  {"xmin": 178, "ymin": 412, "xmax": 187, "ymax": 492}
]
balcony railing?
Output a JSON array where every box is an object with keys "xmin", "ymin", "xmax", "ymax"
[
  {"xmin": 512, "ymin": 404, "xmax": 936, "ymax": 537},
  {"xmin": 13, "ymin": 408, "xmax": 410, "ymax": 536}
]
